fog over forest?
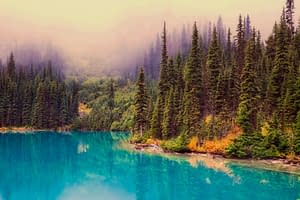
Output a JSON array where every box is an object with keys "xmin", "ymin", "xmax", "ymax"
[{"xmin": 0, "ymin": 0, "xmax": 299, "ymax": 76}]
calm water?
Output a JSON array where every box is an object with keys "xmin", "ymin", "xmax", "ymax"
[{"xmin": 0, "ymin": 131, "xmax": 299, "ymax": 200}]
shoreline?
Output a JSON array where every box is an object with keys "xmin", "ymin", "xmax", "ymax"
[
  {"xmin": 0, "ymin": 127, "xmax": 37, "ymax": 133},
  {"xmin": 0, "ymin": 127, "xmax": 130, "ymax": 134},
  {"xmin": 0, "ymin": 127, "xmax": 71, "ymax": 133},
  {"xmin": 130, "ymin": 143, "xmax": 300, "ymax": 175}
]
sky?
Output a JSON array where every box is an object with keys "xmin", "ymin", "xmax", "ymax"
[{"xmin": 0, "ymin": 0, "xmax": 299, "ymax": 74}]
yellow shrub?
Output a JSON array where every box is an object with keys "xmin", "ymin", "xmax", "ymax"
[
  {"xmin": 261, "ymin": 122, "xmax": 270, "ymax": 136},
  {"xmin": 204, "ymin": 115, "xmax": 213, "ymax": 124},
  {"xmin": 188, "ymin": 136, "xmax": 200, "ymax": 151},
  {"xmin": 146, "ymin": 138, "xmax": 161, "ymax": 145},
  {"xmin": 79, "ymin": 103, "xmax": 92, "ymax": 115},
  {"xmin": 188, "ymin": 125, "xmax": 242, "ymax": 155}
]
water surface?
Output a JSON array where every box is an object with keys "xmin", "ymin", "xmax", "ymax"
[{"xmin": 0, "ymin": 131, "xmax": 299, "ymax": 200}]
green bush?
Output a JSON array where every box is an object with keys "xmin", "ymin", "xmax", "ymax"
[
  {"xmin": 129, "ymin": 132, "xmax": 150, "ymax": 144},
  {"xmin": 226, "ymin": 129, "xmax": 289, "ymax": 159},
  {"xmin": 161, "ymin": 133, "xmax": 189, "ymax": 153}
]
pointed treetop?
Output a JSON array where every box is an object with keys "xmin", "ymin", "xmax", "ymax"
[{"xmin": 281, "ymin": 7, "xmax": 286, "ymax": 22}]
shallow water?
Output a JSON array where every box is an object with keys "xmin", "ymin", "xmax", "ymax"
[{"xmin": 0, "ymin": 131, "xmax": 299, "ymax": 200}]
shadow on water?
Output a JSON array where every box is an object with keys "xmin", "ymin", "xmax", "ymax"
[{"xmin": 0, "ymin": 131, "xmax": 299, "ymax": 200}]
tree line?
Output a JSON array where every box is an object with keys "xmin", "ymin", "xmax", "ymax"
[
  {"xmin": 134, "ymin": 0, "xmax": 300, "ymax": 158},
  {"xmin": 0, "ymin": 53, "xmax": 79, "ymax": 129}
]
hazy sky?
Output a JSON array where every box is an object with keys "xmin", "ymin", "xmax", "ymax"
[{"xmin": 0, "ymin": 0, "xmax": 299, "ymax": 73}]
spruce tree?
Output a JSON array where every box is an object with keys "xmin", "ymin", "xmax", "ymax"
[
  {"xmin": 31, "ymin": 82, "xmax": 46, "ymax": 128},
  {"xmin": 267, "ymin": 14, "xmax": 290, "ymax": 123},
  {"xmin": 228, "ymin": 60, "xmax": 240, "ymax": 113},
  {"xmin": 151, "ymin": 22, "xmax": 169, "ymax": 138},
  {"xmin": 207, "ymin": 27, "xmax": 222, "ymax": 114},
  {"xmin": 235, "ymin": 15, "xmax": 246, "ymax": 76},
  {"xmin": 182, "ymin": 22, "xmax": 202, "ymax": 137},
  {"xmin": 173, "ymin": 54, "xmax": 185, "ymax": 133},
  {"xmin": 6, "ymin": 79, "xmax": 18, "ymax": 126},
  {"xmin": 22, "ymin": 83, "xmax": 33, "ymax": 126},
  {"xmin": 225, "ymin": 28, "xmax": 232, "ymax": 66},
  {"xmin": 162, "ymin": 88, "xmax": 175, "ymax": 139},
  {"xmin": 215, "ymin": 70, "xmax": 229, "ymax": 117},
  {"xmin": 286, "ymin": 0, "xmax": 295, "ymax": 36},
  {"xmin": 237, "ymin": 31, "xmax": 260, "ymax": 133},
  {"xmin": 7, "ymin": 53, "xmax": 16, "ymax": 79},
  {"xmin": 60, "ymin": 92, "xmax": 69, "ymax": 126},
  {"xmin": 134, "ymin": 67, "xmax": 148, "ymax": 135}
]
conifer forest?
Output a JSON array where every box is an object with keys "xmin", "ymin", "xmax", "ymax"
[
  {"xmin": 0, "ymin": 0, "xmax": 300, "ymax": 160},
  {"xmin": 132, "ymin": 0, "xmax": 300, "ymax": 159},
  {"xmin": 1, "ymin": 1, "xmax": 300, "ymax": 199}
]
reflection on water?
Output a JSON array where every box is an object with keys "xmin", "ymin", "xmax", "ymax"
[
  {"xmin": 0, "ymin": 131, "xmax": 299, "ymax": 200},
  {"xmin": 77, "ymin": 143, "xmax": 89, "ymax": 154}
]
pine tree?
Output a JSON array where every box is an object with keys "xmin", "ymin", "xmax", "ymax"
[
  {"xmin": 158, "ymin": 22, "xmax": 169, "ymax": 96},
  {"xmin": 244, "ymin": 15, "xmax": 251, "ymax": 40},
  {"xmin": 281, "ymin": 40, "xmax": 299, "ymax": 124},
  {"xmin": 22, "ymin": 83, "xmax": 33, "ymax": 126},
  {"xmin": 286, "ymin": 0, "xmax": 295, "ymax": 36},
  {"xmin": 215, "ymin": 70, "xmax": 228, "ymax": 117},
  {"xmin": 267, "ymin": 14, "xmax": 290, "ymax": 123},
  {"xmin": 237, "ymin": 31, "xmax": 260, "ymax": 133},
  {"xmin": 134, "ymin": 67, "xmax": 148, "ymax": 135},
  {"xmin": 162, "ymin": 88, "xmax": 175, "ymax": 139},
  {"xmin": 235, "ymin": 15, "xmax": 246, "ymax": 76},
  {"xmin": 174, "ymin": 54, "xmax": 185, "ymax": 133},
  {"xmin": 265, "ymin": 24, "xmax": 278, "ymax": 68},
  {"xmin": 225, "ymin": 28, "xmax": 232, "ymax": 66},
  {"xmin": 6, "ymin": 79, "xmax": 18, "ymax": 126},
  {"xmin": 228, "ymin": 60, "xmax": 240, "ymax": 113},
  {"xmin": 207, "ymin": 27, "xmax": 222, "ymax": 114},
  {"xmin": 167, "ymin": 58, "xmax": 175, "ymax": 88},
  {"xmin": 175, "ymin": 54, "xmax": 185, "ymax": 100},
  {"xmin": 151, "ymin": 22, "xmax": 169, "ymax": 138},
  {"xmin": 60, "ymin": 88, "xmax": 69, "ymax": 126},
  {"xmin": 31, "ymin": 82, "xmax": 46, "ymax": 128},
  {"xmin": 150, "ymin": 99, "xmax": 160, "ymax": 138},
  {"xmin": 48, "ymin": 81, "xmax": 59, "ymax": 128},
  {"xmin": 7, "ymin": 52, "xmax": 16, "ymax": 79},
  {"xmin": 182, "ymin": 22, "xmax": 202, "ymax": 137},
  {"xmin": 0, "ymin": 70, "xmax": 8, "ymax": 126},
  {"xmin": 294, "ymin": 24, "xmax": 300, "ymax": 65}
]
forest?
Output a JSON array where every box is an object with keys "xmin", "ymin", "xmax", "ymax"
[
  {"xmin": 0, "ymin": 0, "xmax": 299, "ymax": 161},
  {"xmin": 132, "ymin": 0, "xmax": 300, "ymax": 159},
  {"xmin": 0, "ymin": 53, "xmax": 79, "ymax": 129}
]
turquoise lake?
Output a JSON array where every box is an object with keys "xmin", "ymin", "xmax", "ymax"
[{"xmin": 0, "ymin": 131, "xmax": 299, "ymax": 200}]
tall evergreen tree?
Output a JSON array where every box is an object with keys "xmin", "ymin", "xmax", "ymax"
[
  {"xmin": 182, "ymin": 22, "xmax": 202, "ymax": 137},
  {"xmin": 7, "ymin": 53, "xmax": 16, "ymax": 79},
  {"xmin": 267, "ymin": 14, "xmax": 290, "ymax": 124},
  {"xmin": 286, "ymin": 0, "xmax": 295, "ymax": 35},
  {"xmin": 134, "ymin": 67, "xmax": 148, "ymax": 135},
  {"xmin": 207, "ymin": 27, "xmax": 222, "ymax": 115},
  {"xmin": 22, "ymin": 83, "xmax": 33, "ymax": 126},
  {"xmin": 162, "ymin": 88, "xmax": 175, "ymax": 139},
  {"xmin": 237, "ymin": 30, "xmax": 260, "ymax": 133},
  {"xmin": 244, "ymin": 15, "xmax": 251, "ymax": 40},
  {"xmin": 235, "ymin": 15, "xmax": 246, "ymax": 76},
  {"xmin": 151, "ymin": 22, "xmax": 169, "ymax": 138}
]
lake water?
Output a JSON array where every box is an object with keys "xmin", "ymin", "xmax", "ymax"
[{"xmin": 0, "ymin": 131, "xmax": 299, "ymax": 200}]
